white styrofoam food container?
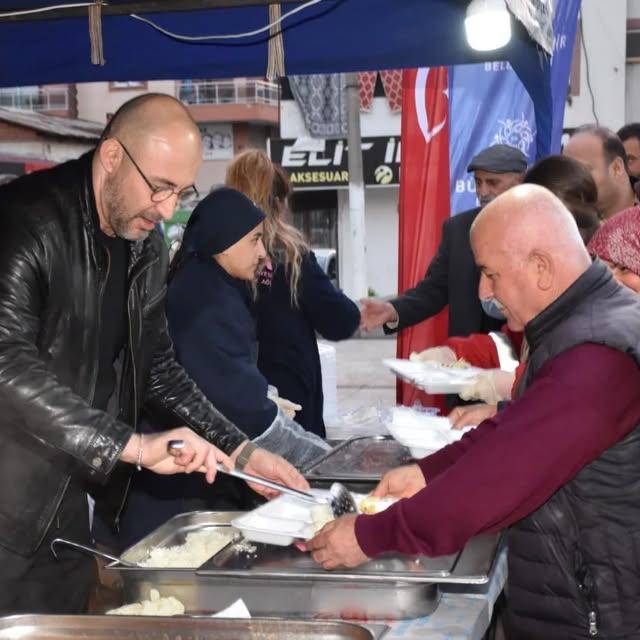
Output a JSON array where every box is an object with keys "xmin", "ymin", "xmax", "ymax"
[
  {"xmin": 382, "ymin": 358, "xmax": 483, "ymax": 394},
  {"xmin": 386, "ymin": 409, "xmax": 475, "ymax": 458},
  {"xmin": 233, "ymin": 489, "xmax": 327, "ymax": 546},
  {"xmin": 318, "ymin": 341, "xmax": 338, "ymax": 424},
  {"xmin": 232, "ymin": 490, "xmax": 396, "ymax": 546}
]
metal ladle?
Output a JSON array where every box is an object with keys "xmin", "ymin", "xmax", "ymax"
[
  {"xmin": 168, "ymin": 439, "xmax": 358, "ymax": 518},
  {"xmin": 50, "ymin": 538, "xmax": 140, "ymax": 567}
]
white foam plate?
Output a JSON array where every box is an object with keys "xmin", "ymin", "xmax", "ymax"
[{"xmin": 407, "ymin": 445, "xmax": 432, "ymax": 458}]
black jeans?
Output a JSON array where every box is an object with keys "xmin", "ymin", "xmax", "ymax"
[{"xmin": 0, "ymin": 483, "xmax": 95, "ymax": 615}]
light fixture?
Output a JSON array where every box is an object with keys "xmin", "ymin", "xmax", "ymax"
[{"xmin": 465, "ymin": 0, "xmax": 512, "ymax": 52}]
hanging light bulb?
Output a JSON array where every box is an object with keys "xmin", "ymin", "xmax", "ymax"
[{"xmin": 465, "ymin": 0, "xmax": 512, "ymax": 52}]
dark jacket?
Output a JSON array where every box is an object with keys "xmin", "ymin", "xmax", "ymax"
[
  {"xmin": 256, "ymin": 251, "xmax": 360, "ymax": 437},
  {"xmin": 508, "ymin": 262, "xmax": 640, "ymax": 639},
  {"xmin": 119, "ymin": 256, "xmax": 272, "ymax": 550},
  {"xmin": 0, "ymin": 153, "xmax": 247, "ymax": 556},
  {"xmin": 386, "ymin": 207, "xmax": 503, "ymax": 337},
  {"xmin": 167, "ymin": 256, "xmax": 277, "ymax": 437}
]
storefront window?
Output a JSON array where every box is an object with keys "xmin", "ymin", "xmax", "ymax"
[{"xmin": 290, "ymin": 190, "xmax": 338, "ymax": 249}]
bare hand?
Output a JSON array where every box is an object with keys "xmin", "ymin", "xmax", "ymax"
[
  {"xmin": 230, "ymin": 444, "xmax": 309, "ymax": 499},
  {"xmin": 359, "ymin": 298, "xmax": 398, "ymax": 332},
  {"xmin": 448, "ymin": 403, "xmax": 497, "ymax": 429},
  {"xmin": 307, "ymin": 514, "xmax": 368, "ymax": 569},
  {"xmin": 121, "ymin": 427, "xmax": 232, "ymax": 484},
  {"xmin": 371, "ymin": 464, "xmax": 426, "ymax": 499}
]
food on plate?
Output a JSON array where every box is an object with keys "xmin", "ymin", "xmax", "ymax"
[
  {"xmin": 311, "ymin": 503, "xmax": 335, "ymax": 533},
  {"xmin": 107, "ymin": 589, "xmax": 185, "ymax": 616},
  {"xmin": 358, "ymin": 495, "xmax": 397, "ymax": 515},
  {"xmin": 440, "ymin": 358, "xmax": 470, "ymax": 369},
  {"xmin": 139, "ymin": 528, "xmax": 234, "ymax": 568}
]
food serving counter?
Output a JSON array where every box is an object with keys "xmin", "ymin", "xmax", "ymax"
[
  {"xmin": 43, "ymin": 423, "xmax": 507, "ymax": 639},
  {"xmin": 0, "ymin": 615, "xmax": 379, "ymax": 640},
  {"xmin": 96, "ymin": 510, "xmax": 501, "ymax": 622}
]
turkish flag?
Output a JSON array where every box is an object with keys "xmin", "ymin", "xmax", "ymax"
[
  {"xmin": 396, "ymin": 67, "xmax": 451, "ymax": 409},
  {"xmin": 24, "ymin": 160, "xmax": 54, "ymax": 173}
]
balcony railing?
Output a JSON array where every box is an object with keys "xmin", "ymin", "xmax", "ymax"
[
  {"xmin": 0, "ymin": 86, "xmax": 70, "ymax": 112},
  {"xmin": 178, "ymin": 79, "xmax": 279, "ymax": 107}
]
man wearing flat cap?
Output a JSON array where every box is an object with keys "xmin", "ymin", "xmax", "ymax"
[{"xmin": 360, "ymin": 144, "xmax": 527, "ymax": 341}]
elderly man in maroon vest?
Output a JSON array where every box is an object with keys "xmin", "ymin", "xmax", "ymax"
[{"xmin": 309, "ymin": 184, "xmax": 640, "ymax": 639}]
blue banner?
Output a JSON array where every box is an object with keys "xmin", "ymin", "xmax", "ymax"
[
  {"xmin": 550, "ymin": 0, "xmax": 582, "ymax": 150},
  {"xmin": 448, "ymin": 0, "xmax": 581, "ymax": 214}
]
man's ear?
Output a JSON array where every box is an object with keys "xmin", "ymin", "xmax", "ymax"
[
  {"xmin": 98, "ymin": 138, "xmax": 123, "ymax": 176},
  {"xmin": 611, "ymin": 156, "xmax": 626, "ymax": 178},
  {"xmin": 530, "ymin": 250, "xmax": 554, "ymax": 291}
]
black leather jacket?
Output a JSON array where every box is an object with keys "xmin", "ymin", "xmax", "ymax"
[{"xmin": 0, "ymin": 152, "xmax": 247, "ymax": 555}]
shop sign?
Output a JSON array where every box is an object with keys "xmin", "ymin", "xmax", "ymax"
[{"xmin": 268, "ymin": 137, "xmax": 400, "ymax": 188}]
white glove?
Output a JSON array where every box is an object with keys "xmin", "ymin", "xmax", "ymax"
[
  {"xmin": 458, "ymin": 370, "xmax": 515, "ymax": 404},
  {"xmin": 271, "ymin": 396, "xmax": 302, "ymax": 420},
  {"xmin": 409, "ymin": 346, "xmax": 457, "ymax": 365}
]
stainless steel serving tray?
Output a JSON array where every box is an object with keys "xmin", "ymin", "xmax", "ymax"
[
  {"xmin": 303, "ymin": 436, "xmax": 413, "ymax": 483},
  {"xmin": 0, "ymin": 615, "xmax": 377, "ymax": 639},
  {"xmin": 110, "ymin": 511, "xmax": 499, "ymax": 621},
  {"xmin": 199, "ymin": 530, "xmax": 500, "ymax": 585},
  {"xmin": 119, "ymin": 511, "xmax": 241, "ymax": 567},
  {"xmin": 111, "ymin": 512, "xmax": 436, "ymax": 620}
]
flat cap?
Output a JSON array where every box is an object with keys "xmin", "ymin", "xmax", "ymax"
[{"xmin": 467, "ymin": 144, "xmax": 528, "ymax": 174}]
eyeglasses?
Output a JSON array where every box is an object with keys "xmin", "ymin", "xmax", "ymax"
[{"xmin": 115, "ymin": 138, "xmax": 199, "ymax": 204}]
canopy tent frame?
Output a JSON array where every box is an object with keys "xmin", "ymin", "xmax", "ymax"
[
  {"xmin": 0, "ymin": 0, "xmax": 555, "ymax": 155},
  {"xmin": 0, "ymin": 0, "xmax": 306, "ymax": 22}
]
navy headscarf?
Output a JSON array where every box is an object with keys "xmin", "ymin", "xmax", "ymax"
[{"xmin": 169, "ymin": 187, "xmax": 265, "ymax": 281}]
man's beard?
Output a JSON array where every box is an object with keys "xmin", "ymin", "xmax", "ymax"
[
  {"xmin": 479, "ymin": 195, "xmax": 494, "ymax": 209},
  {"xmin": 103, "ymin": 176, "xmax": 156, "ymax": 241}
]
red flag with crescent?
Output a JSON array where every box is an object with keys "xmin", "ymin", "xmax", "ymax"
[{"xmin": 397, "ymin": 67, "xmax": 450, "ymax": 409}]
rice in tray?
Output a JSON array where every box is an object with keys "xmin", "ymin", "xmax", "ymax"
[
  {"xmin": 140, "ymin": 528, "xmax": 234, "ymax": 568},
  {"xmin": 107, "ymin": 589, "xmax": 185, "ymax": 616}
]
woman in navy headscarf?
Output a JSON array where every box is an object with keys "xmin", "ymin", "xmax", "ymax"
[{"xmin": 117, "ymin": 188, "xmax": 328, "ymax": 547}]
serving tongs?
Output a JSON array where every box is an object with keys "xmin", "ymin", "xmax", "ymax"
[{"xmin": 168, "ymin": 439, "xmax": 358, "ymax": 518}]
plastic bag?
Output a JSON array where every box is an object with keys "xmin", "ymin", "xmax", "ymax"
[{"xmin": 252, "ymin": 408, "xmax": 331, "ymax": 468}]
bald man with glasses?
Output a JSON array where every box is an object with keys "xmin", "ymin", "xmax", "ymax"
[{"xmin": 0, "ymin": 93, "xmax": 307, "ymax": 614}]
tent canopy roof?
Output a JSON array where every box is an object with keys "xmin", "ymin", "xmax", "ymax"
[{"xmin": 0, "ymin": 0, "xmax": 553, "ymax": 154}]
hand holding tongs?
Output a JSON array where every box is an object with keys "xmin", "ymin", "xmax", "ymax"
[{"xmin": 167, "ymin": 439, "xmax": 358, "ymax": 517}]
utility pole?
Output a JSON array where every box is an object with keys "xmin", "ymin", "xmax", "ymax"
[{"xmin": 343, "ymin": 72, "xmax": 368, "ymax": 300}]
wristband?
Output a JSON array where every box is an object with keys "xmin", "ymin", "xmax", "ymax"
[
  {"xmin": 136, "ymin": 434, "xmax": 144, "ymax": 471},
  {"xmin": 235, "ymin": 441, "xmax": 258, "ymax": 470}
]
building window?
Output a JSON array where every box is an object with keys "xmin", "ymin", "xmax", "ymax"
[
  {"xmin": 290, "ymin": 190, "xmax": 338, "ymax": 249},
  {"xmin": 200, "ymin": 123, "xmax": 234, "ymax": 160},
  {"xmin": 109, "ymin": 81, "xmax": 147, "ymax": 90}
]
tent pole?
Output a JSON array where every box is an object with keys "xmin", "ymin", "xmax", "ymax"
[{"xmin": 343, "ymin": 71, "xmax": 367, "ymax": 301}]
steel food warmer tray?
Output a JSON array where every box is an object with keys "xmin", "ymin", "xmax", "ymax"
[
  {"xmin": 303, "ymin": 436, "xmax": 413, "ymax": 488},
  {"xmin": 0, "ymin": 615, "xmax": 378, "ymax": 640},
  {"xmin": 107, "ymin": 511, "xmax": 501, "ymax": 621}
]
